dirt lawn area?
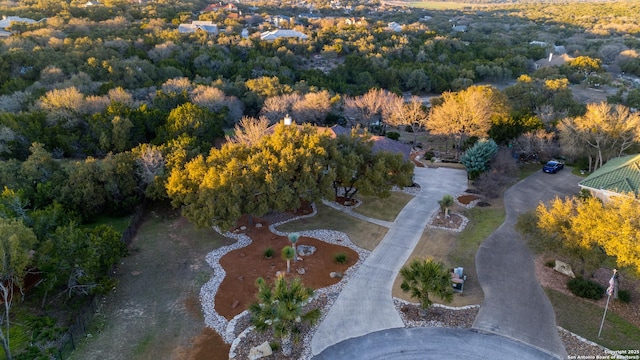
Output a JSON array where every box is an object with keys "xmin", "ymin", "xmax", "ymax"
[{"xmin": 71, "ymin": 205, "xmax": 234, "ymax": 360}]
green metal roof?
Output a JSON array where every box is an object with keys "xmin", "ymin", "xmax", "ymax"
[{"xmin": 579, "ymin": 154, "xmax": 640, "ymax": 197}]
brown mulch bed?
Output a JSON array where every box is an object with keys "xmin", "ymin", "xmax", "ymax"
[
  {"xmin": 457, "ymin": 194, "xmax": 481, "ymax": 205},
  {"xmin": 216, "ymin": 215, "xmax": 359, "ymax": 321}
]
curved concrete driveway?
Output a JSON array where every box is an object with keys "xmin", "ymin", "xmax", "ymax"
[
  {"xmin": 473, "ymin": 168, "xmax": 582, "ymax": 358},
  {"xmin": 311, "ymin": 167, "xmax": 468, "ymax": 356},
  {"xmin": 314, "ymin": 328, "xmax": 558, "ymax": 360}
]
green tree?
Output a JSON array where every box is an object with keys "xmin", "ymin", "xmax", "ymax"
[
  {"xmin": 400, "ymin": 258, "xmax": 453, "ymax": 311},
  {"xmin": 0, "ymin": 219, "xmax": 37, "ymax": 360},
  {"xmin": 249, "ymin": 276, "xmax": 321, "ymax": 356},
  {"xmin": 460, "ymin": 139, "xmax": 499, "ymax": 180},
  {"xmin": 37, "ymin": 223, "xmax": 125, "ymax": 300}
]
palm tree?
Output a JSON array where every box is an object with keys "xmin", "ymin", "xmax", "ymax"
[
  {"xmin": 288, "ymin": 233, "xmax": 299, "ymax": 263},
  {"xmin": 281, "ymin": 246, "xmax": 295, "ymax": 273},
  {"xmin": 249, "ymin": 276, "xmax": 321, "ymax": 356},
  {"xmin": 438, "ymin": 194, "xmax": 454, "ymax": 218},
  {"xmin": 400, "ymin": 258, "xmax": 453, "ymax": 312}
]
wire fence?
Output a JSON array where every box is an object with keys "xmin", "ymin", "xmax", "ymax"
[{"xmin": 55, "ymin": 199, "xmax": 148, "ymax": 359}]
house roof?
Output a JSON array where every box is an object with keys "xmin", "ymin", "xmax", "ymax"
[
  {"xmin": 0, "ymin": 16, "xmax": 40, "ymax": 29},
  {"xmin": 535, "ymin": 53, "xmax": 573, "ymax": 68},
  {"xmin": 579, "ymin": 154, "xmax": 640, "ymax": 198},
  {"xmin": 321, "ymin": 125, "xmax": 411, "ymax": 160},
  {"xmin": 260, "ymin": 29, "xmax": 308, "ymax": 41},
  {"xmin": 178, "ymin": 21, "xmax": 218, "ymax": 34}
]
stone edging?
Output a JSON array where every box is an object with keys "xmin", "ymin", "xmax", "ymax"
[
  {"xmin": 426, "ymin": 211, "xmax": 469, "ymax": 232},
  {"xmin": 200, "ymin": 202, "xmax": 371, "ymax": 347}
]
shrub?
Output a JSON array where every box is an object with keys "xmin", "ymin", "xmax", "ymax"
[
  {"xmin": 333, "ymin": 252, "xmax": 347, "ymax": 264},
  {"xmin": 618, "ymin": 289, "xmax": 631, "ymax": 303},
  {"xmin": 405, "ymin": 125, "xmax": 414, "ymax": 133},
  {"xmin": 263, "ymin": 247, "xmax": 274, "ymax": 258},
  {"xmin": 545, "ymin": 260, "xmax": 555, "ymax": 268},
  {"xmin": 567, "ymin": 277, "xmax": 604, "ymax": 300},
  {"xmin": 386, "ymin": 131, "xmax": 400, "ymax": 141}
]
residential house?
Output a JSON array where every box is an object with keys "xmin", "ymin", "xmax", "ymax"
[
  {"xmin": 387, "ymin": 22, "xmax": 402, "ymax": 32},
  {"xmin": 578, "ymin": 154, "xmax": 640, "ymax": 201},
  {"xmin": 178, "ymin": 21, "xmax": 219, "ymax": 34},
  {"xmin": 271, "ymin": 15, "xmax": 292, "ymax": 28},
  {"xmin": 534, "ymin": 53, "xmax": 573, "ymax": 69},
  {"xmin": 260, "ymin": 29, "xmax": 308, "ymax": 41},
  {"xmin": 0, "ymin": 15, "xmax": 41, "ymax": 29},
  {"xmin": 452, "ymin": 24, "xmax": 467, "ymax": 32},
  {"xmin": 321, "ymin": 125, "xmax": 411, "ymax": 161},
  {"xmin": 202, "ymin": 2, "xmax": 237, "ymax": 13},
  {"xmin": 0, "ymin": 29, "xmax": 10, "ymax": 37}
]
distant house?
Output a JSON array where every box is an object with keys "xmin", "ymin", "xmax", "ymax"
[
  {"xmin": 271, "ymin": 15, "xmax": 291, "ymax": 27},
  {"xmin": 534, "ymin": 53, "xmax": 573, "ymax": 69},
  {"xmin": 81, "ymin": 0, "xmax": 101, "ymax": 7},
  {"xmin": 201, "ymin": 3, "xmax": 237, "ymax": 13},
  {"xmin": 178, "ymin": 21, "xmax": 219, "ymax": 34},
  {"xmin": 387, "ymin": 22, "xmax": 402, "ymax": 32},
  {"xmin": 578, "ymin": 154, "xmax": 640, "ymax": 201},
  {"xmin": 529, "ymin": 41, "xmax": 547, "ymax": 47},
  {"xmin": 0, "ymin": 15, "xmax": 41, "ymax": 29},
  {"xmin": 0, "ymin": 29, "xmax": 10, "ymax": 37},
  {"xmin": 452, "ymin": 24, "xmax": 467, "ymax": 32},
  {"xmin": 260, "ymin": 29, "xmax": 308, "ymax": 41}
]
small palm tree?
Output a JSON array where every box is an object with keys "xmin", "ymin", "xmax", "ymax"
[
  {"xmin": 249, "ymin": 276, "xmax": 321, "ymax": 356},
  {"xmin": 288, "ymin": 233, "xmax": 300, "ymax": 263},
  {"xmin": 438, "ymin": 194, "xmax": 454, "ymax": 218},
  {"xmin": 281, "ymin": 246, "xmax": 295, "ymax": 273},
  {"xmin": 400, "ymin": 258, "xmax": 453, "ymax": 312}
]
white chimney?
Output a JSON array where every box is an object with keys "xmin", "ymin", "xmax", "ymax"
[
  {"xmin": 284, "ymin": 114, "xmax": 292, "ymax": 125},
  {"xmin": 548, "ymin": 53, "xmax": 553, "ymax": 62}
]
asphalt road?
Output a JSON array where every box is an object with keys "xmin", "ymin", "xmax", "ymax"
[
  {"xmin": 473, "ymin": 167, "xmax": 582, "ymax": 358},
  {"xmin": 314, "ymin": 327, "xmax": 559, "ymax": 360}
]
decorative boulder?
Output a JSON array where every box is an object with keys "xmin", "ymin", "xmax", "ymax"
[
  {"xmin": 297, "ymin": 245, "xmax": 316, "ymax": 257},
  {"xmin": 249, "ymin": 341, "xmax": 273, "ymax": 360},
  {"xmin": 330, "ymin": 271, "xmax": 343, "ymax": 279},
  {"xmin": 553, "ymin": 259, "xmax": 576, "ymax": 278}
]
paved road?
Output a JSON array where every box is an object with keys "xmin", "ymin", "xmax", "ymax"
[
  {"xmin": 311, "ymin": 167, "xmax": 469, "ymax": 356},
  {"xmin": 314, "ymin": 327, "xmax": 558, "ymax": 360},
  {"xmin": 473, "ymin": 168, "xmax": 582, "ymax": 358}
]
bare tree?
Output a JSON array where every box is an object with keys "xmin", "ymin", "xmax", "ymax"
[
  {"xmin": 514, "ymin": 129, "xmax": 558, "ymax": 161},
  {"xmin": 344, "ymin": 88, "xmax": 396, "ymax": 132},
  {"xmin": 135, "ymin": 144, "xmax": 165, "ymax": 186},
  {"xmin": 226, "ymin": 116, "xmax": 270, "ymax": 146},
  {"xmin": 261, "ymin": 93, "xmax": 302, "ymax": 124},
  {"xmin": 291, "ymin": 90, "xmax": 332, "ymax": 125},
  {"xmin": 387, "ymin": 95, "xmax": 429, "ymax": 145}
]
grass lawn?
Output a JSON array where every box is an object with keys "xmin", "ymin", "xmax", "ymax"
[
  {"xmin": 275, "ymin": 203, "xmax": 388, "ymax": 251},
  {"xmin": 84, "ymin": 214, "xmax": 132, "ymax": 233},
  {"xmin": 71, "ymin": 205, "xmax": 234, "ymax": 360},
  {"xmin": 392, "ymin": 200, "xmax": 505, "ymax": 307},
  {"xmin": 546, "ymin": 289, "xmax": 640, "ymax": 351},
  {"xmin": 353, "ymin": 191, "xmax": 414, "ymax": 222}
]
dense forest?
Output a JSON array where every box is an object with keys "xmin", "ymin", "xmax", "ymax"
[{"xmin": 0, "ymin": 0, "xmax": 640, "ymax": 358}]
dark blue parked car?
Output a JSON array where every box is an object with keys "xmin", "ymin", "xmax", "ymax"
[{"xmin": 543, "ymin": 160, "xmax": 564, "ymax": 174}]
